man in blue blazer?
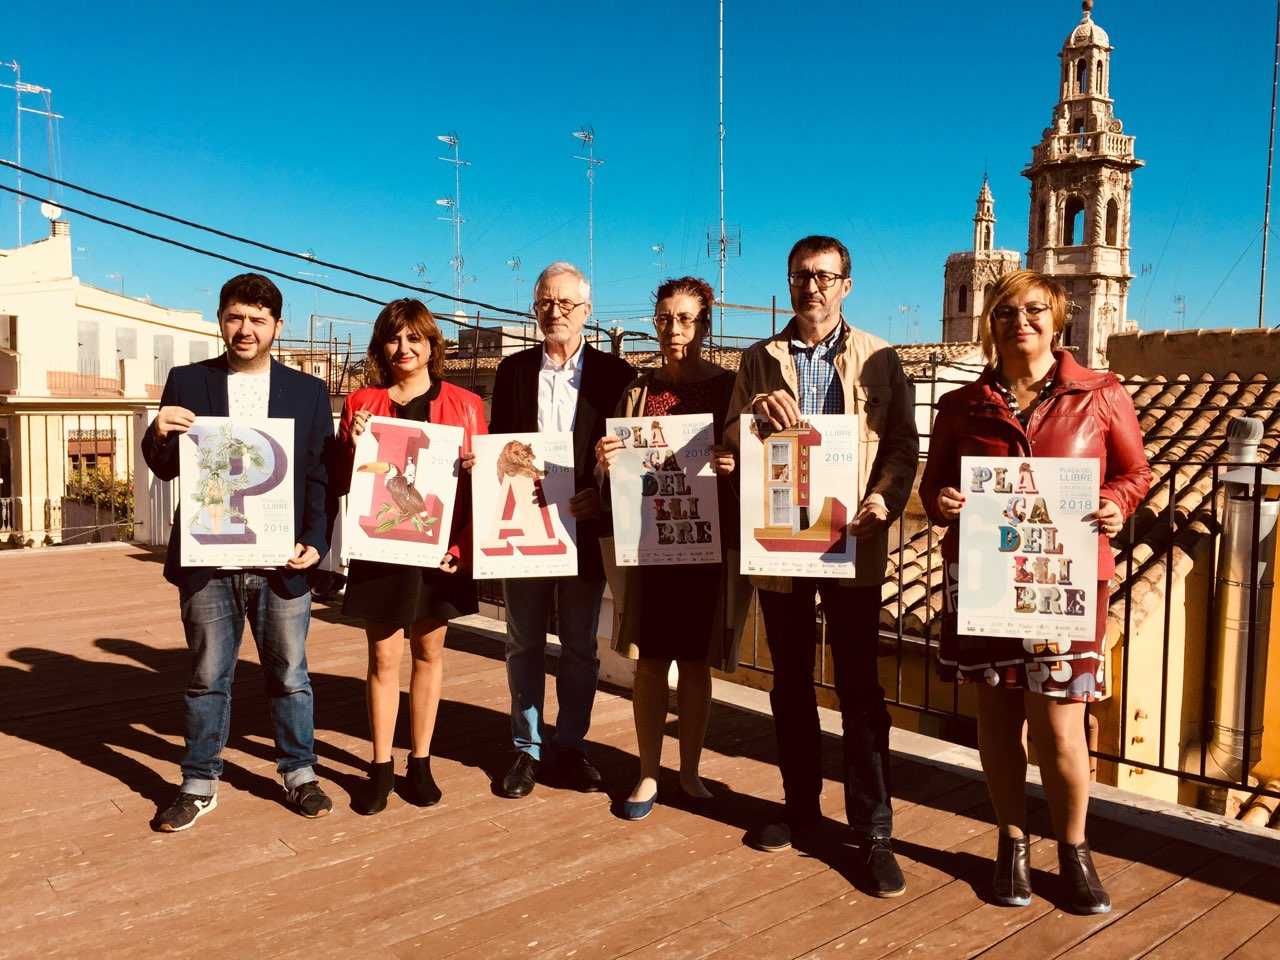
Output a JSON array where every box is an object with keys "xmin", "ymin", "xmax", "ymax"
[{"xmin": 141, "ymin": 273, "xmax": 335, "ymax": 831}]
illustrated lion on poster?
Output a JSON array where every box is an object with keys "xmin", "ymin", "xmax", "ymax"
[{"xmin": 495, "ymin": 440, "xmax": 544, "ymax": 483}]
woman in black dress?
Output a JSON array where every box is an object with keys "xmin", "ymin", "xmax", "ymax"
[{"xmin": 336, "ymin": 299, "xmax": 488, "ymax": 814}]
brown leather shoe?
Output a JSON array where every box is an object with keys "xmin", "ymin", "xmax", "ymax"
[{"xmin": 1057, "ymin": 841, "xmax": 1111, "ymax": 915}]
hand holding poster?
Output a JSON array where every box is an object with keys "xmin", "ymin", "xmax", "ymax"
[
  {"xmin": 471, "ymin": 432, "xmax": 577, "ymax": 580},
  {"xmin": 957, "ymin": 456, "xmax": 1099, "ymax": 643},
  {"xmin": 179, "ymin": 417, "xmax": 295, "ymax": 567},
  {"xmin": 739, "ymin": 414, "xmax": 858, "ymax": 578},
  {"xmin": 605, "ymin": 413, "xmax": 720, "ymax": 566},
  {"xmin": 342, "ymin": 416, "xmax": 463, "ymax": 568}
]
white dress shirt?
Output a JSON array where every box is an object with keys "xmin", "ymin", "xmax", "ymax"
[{"xmin": 536, "ymin": 337, "xmax": 585, "ymax": 433}]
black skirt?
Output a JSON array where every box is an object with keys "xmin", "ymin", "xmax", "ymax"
[
  {"xmin": 342, "ymin": 557, "xmax": 478, "ymax": 628},
  {"xmin": 627, "ymin": 562, "xmax": 720, "ymax": 662}
]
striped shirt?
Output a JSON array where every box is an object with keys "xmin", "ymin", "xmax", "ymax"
[{"xmin": 790, "ymin": 321, "xmax": 846, "ymax": 416}]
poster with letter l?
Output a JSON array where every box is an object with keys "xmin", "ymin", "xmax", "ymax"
[
  {"xmin": 178, "ymin": 417, "xmax": 295, "ymax": 567},
  {"xmin": 605, "ymin": 413, "xmax": 720, "ymax": 566},
  {"xmin": 342, "ymin": 416, "xmax": 463, "ymax": 568},
  {"xmin": 471, "ymin": 432, "xmax": 577, "ymax": 580},
  {"xmin": 957, "ymin": 456, "xmax": 1099, "ymax": 643},
  {"xmin": 739, "ymin": 413, "xmax": 858, "ymax": 578}
]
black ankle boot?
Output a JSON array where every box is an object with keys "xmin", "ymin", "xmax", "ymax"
[
  {"xmin": 992, "ymin": 834, "xmax": 1032, "ymax": 907},
  {"xmin": 405, "ymin": 755, "xmax": 442, "ymax": 807},
  {"xmin": 357, "ymin": 760, "xmax": 395, "ymax": 816},
  {"xmin": 1057, "ymin": 841, "xmax": 1111, "ymax": 915}
]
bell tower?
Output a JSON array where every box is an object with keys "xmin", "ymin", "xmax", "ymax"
[
  {"xmin": 1024, "ymin": 0, "xmax": 1143, "ymax": 368},
  {"xmin": 942, "ymin": 176, "xmax": 1020, "ymax": 343}
]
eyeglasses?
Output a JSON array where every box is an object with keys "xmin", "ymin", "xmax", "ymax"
[
  {"xmin": 654, "ymin": 312, "xmax": 702, "ymax": 330},
  {"xmin": 991, "ymin": 303, "xmax": 1051, "ymax": 324},
  {"xmin": 533, "ymin": 297, "xmax": 586, "ymax": 316},
  {"xmin": 787, "ymin": 270, "xmax": 848, "ymax": 290}
]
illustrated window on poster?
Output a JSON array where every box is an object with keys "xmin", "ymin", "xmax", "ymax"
[{"xmin": 769, "ymin": 441, "xmax": 791, "ymax": 482}]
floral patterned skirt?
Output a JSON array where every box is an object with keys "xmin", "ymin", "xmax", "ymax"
[{"xmin": 938, "ymin": 562, "xmax": 1110, "ymax": 703}]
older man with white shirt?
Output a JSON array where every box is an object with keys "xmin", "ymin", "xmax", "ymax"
[{"xmin": 488, "ymin": 262, "xmax": 634, "ymax": 799}]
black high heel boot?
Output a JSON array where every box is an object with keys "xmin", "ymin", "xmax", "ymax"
[
  {"xmin": 1057, "ymin": 841, "xmax": 1111, "ymax": 915},
  {"xmin": 357, "ymin": 760, "xmax": 395, "ymax": 816},
  {"xmin": 992, "ymin": 834, "xmax": 1032, "ymax": 907},
  {"xmin": 405, "ymin": 755, "xmax": 442, "ymax": 807}
]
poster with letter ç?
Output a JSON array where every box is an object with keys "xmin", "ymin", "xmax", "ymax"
[
  {"xmin": 957, "ymin": 456, "xmax": 1099, "ymax": 643},
  {"xmin": 739, "ymin": 414, "xmax": 858, "ymax": 578},
  {"xmin": 178, "ymin": 417, "xmax": 295, "ymax": 567},
  {"xmin": 342, "ymin": 416, "xmax": 462, "ymax": 568},
  {"xmin": 605, "ymin": 413, "xmax": 720, "ymax": 566},
  {"xmin": 471, "ymin": 432, "xmax": 578, "ymax": 579}
]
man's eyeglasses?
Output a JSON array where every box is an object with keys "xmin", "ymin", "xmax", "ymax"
[
  {"xmin": 534, "ymin": 297, "xmax": 586, "ymax": 316},
  {"xmin": 991, "ymin": 304, "xmax": 1051, "ymax": 324},
  {"xmin": 654, "ymin": 312, "xmax": 701, "ymax": 330},
  {"xmin": 787, "ymin": 270, "xmax": 848, "ymax": 291}
]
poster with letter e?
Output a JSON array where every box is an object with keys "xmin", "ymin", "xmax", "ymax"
[
  {"xmin": 739, "ymin": 414, "xmax": 858, "ymax": 578},
  {"xmin": 958, "ymin": 456, "xmax": 1099, "ymax": 643},
  {"xmin": 605, "ymin": 413, "xmax": 720, "ymax": 566},
  {"xmin": 471, "ymin": 432, "xmax": 577, "ymax": 580},
  {"xmin": 342, "ymin": 416, "xmax": 463, "ymax": 568},
  {"xmin": 178, "ymin": 417, "xmax": 295, "ymax": 567}
]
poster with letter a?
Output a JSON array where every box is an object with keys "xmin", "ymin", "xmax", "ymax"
[
  {"xmin": 739, "ymin": 414, "xmax": 858, "ymax": 578},
  {"xmin": 958, "ymin": 456, "xmax": 1099, "ymax": 643},
  {"xmin": 472, "ymin": 432, "xmax": 577, "ymax": 580},
  {"xmin": 605, "ymin": 413, "xmax": 720, "ymax": 566},
  {"xmin": 179, "ymin": 417, "xmax": 295, "ymax": 567},
  {"xmin": 342, "ymin": 416, "xmax": 463, "ymax": 568}
]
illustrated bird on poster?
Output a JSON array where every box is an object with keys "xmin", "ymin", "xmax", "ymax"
[{"xmin": 358, "ymin": 458, "xmax": 436, "ymax": 533}]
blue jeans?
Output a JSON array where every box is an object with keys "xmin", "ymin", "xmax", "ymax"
[
  {"xmin": 502, "ymin": 576, "xmax": 605, "ymax": 760},
  {"xmin": 177, "ymin": 572, "xmax": 317, "ymax": 796}
]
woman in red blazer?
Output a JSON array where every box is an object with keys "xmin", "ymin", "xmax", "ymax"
[
  {"xmin": 920, "ymin": 270, "xmax": 1150, "ymax": 914},
  {"xmin": 335, "ymin": 299, "xmax": 488, "ymax": 814}
]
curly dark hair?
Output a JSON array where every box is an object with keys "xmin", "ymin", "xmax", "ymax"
[
  {"xmin": 654, "ymin": 276, "xmax": 716, "ymax": 330},
  {"xmin": 218, "ymin": 273, "xmax": 283, "ymax": 321},
  {"xmin": 366, "ymin": 298, "xmax": 447, "ymax": 386}
]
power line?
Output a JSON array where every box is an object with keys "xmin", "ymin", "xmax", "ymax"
[{"xmin": 0, "ymin": 158, "xmax": 529, "ymax": 319}]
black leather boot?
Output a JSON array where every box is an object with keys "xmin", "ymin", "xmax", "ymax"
[
  {"xmin": 356, "ymin": 760, "xmax": 395, "ymax": 816},
  {"xmin": 405, "ymin": 755, "xmax": 442, "ymax": 807},
  {"xmin": 992, "ymin": 834, "xmax": 1032, "ymax": 907},
  {"xmin": 1057, "ymin": 841, "xmax": 1111, "ymax": 914}
]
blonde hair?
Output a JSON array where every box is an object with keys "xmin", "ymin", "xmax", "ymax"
[{"xmin": 978, "ymin": 269, "xmax": 1069, "ymax": 367}]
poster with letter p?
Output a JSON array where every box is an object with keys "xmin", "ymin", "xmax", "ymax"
[
  {"xmin": 471, "ymin": 432, "xmax": 577, "ymax": 580},
  {"xmin": 342, "ymin": 416, "xmax": 463, "ymax": 568},
  {"xmin": 605, "ymin": 413, "xmax": 720, "ymax": 566},
  {"xmin": 739, "ymin": 413, "xmax": 858, "ymax": 578},
  {"xmin": 957, "ymin": 456, "xmax": 1099, "ymax": 642},
  {"xmin": 178, "ymin": 417, "xmax": 295, "ymax": 567}
]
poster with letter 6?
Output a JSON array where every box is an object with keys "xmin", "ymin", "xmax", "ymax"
[
  {"xmin": 958, "ymin": 456, "xmax": 1099, "ymax": 643},
  {"xmin": 739, "ymin": 413, "xmax": 858, "ymax": 578},
  {"xmin": 342, "ymin": 416, "xmax": 463, "ymax": 568},
  {"xmin": 179, "ymin": 417, "xmax": 295, "ymax": 567},
  {"xmin": 605, "ymin": 413, "xmax": 720, "ymax": 566},
  {"xmin": 471, "ymin": 432, "xmax": 577, "ymax": 580}
]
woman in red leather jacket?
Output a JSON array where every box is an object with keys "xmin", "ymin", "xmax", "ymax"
[
  {"xmin": 335, "ymin": 299, "xmax": 488, "ymax": 814},
  {"xmin": 920, "ymin": 270, "xmax": 1150, "ymax": 915}
]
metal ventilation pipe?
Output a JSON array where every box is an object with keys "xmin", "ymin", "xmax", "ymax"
[{"xmin": 1201, "ymin": 416, "xmax": 1280, "ymax": 813}]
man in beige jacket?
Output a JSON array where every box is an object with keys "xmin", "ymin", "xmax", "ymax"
[{"xmin": 725, "ymin": 235, "xmax": 918, "ymax": 897}]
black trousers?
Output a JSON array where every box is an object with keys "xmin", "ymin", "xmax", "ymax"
[{"xmin": 758, "ymin": 581, "xmax": 893, "ymax": 838}]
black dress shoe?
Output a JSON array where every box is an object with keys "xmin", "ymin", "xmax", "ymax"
[
  {"xmin": 554, "ymin": 750, "xmax": 604, "ymax": 792},
  {"xmin": 750, "ymin": 817, "xmax": 821, "ymax": 853},
  {"xmin": 860, "ymin": 837, "xmax": 907, "ymax": 898},
  {"xmin": 992, "ymin": 834, "xmax": 1032, "ymax": 907},
  {"xmin": 356, "ymin": 760, "xmax": 395, "ymax": 816},
  {"xmin": 499, "ymin": 753, "xmax": 539, "ymax": 799},
  {"xmin": 1057, "ymin": 841, "xmax": 1111, "ymax": 915},
  {"xmin": 405, "ymin": 755, "xmax": 442, "ymax": 807}
]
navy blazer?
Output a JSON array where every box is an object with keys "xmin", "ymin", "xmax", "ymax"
[
  {"xmin": 141, "ymin": 355, "xmax": 336, "ymax": 598},
  {"xmin": 488, "ymin": 342, "xmax": 634, "ymax": 580}
]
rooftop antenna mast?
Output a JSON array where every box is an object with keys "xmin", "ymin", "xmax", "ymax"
[
  {"xmin": 0, "ymin": 60, "xmax": 63, "ymax": 245},
  {"xmin": 706, "ymin": 1, "xmax": 740, "ymax": 353},
  {"xmin": 572, "ymin": 126, "xmax": 604, "ymax": 291},
  {"xmin": 435, "ymin": 132, "xmax": 469, "ymax": 299},
  {"xmin": 1260, "ymin": 0, "xmax": 1280, "ymax": 327}
]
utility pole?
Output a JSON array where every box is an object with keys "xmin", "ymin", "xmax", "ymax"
[
  {"xmin": 0, "ymin": 60, "xmax": 63, "ymax": 246},
  {"xmin": 436, "ymin": 133, "xmax": 469, "ymax": 299},
  {"xmin": 571, "ymin": 126, "xmax": 604, "ymax": 292}
]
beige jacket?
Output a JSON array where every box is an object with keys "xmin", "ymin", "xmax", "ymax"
[{"xmin": 724, "ymin": 318, "xmax": 919, "ymax": 592}]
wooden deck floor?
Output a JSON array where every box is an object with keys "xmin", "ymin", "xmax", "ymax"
[{"xmin": 2, "ymin": 543, "xmax": 1278, "ymax": 959}]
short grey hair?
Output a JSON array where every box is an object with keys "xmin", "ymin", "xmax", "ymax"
[{"xmin": 533, "ymin": 261, "xmax": 591, "ymax": 304}]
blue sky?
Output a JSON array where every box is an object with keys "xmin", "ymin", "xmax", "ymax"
[{"xmin": 2, "ymin": 1, "xmax": 1275, "ymax": 344}]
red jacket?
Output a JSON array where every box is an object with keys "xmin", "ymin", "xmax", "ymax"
[
  {"xmin": 920, "ymin": 350, "xmax": 1151, "ymax": 580},
  {"xmin": 336, "ymin": 381, "xmax": 489, "ymax": 568}
]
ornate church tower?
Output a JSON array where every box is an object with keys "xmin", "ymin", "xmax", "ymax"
[
  {"xmin": 1023, "ymin": 0, "xmax": 1143, "ymax": 368},
  {"xmin": 942, "ymin": 176, "xmax": 1020, "ymax": 342}
]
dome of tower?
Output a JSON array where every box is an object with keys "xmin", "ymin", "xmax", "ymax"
[{"xmin": 1065, "ymin": 1, "xmax": 1110, "ymax": 48}]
